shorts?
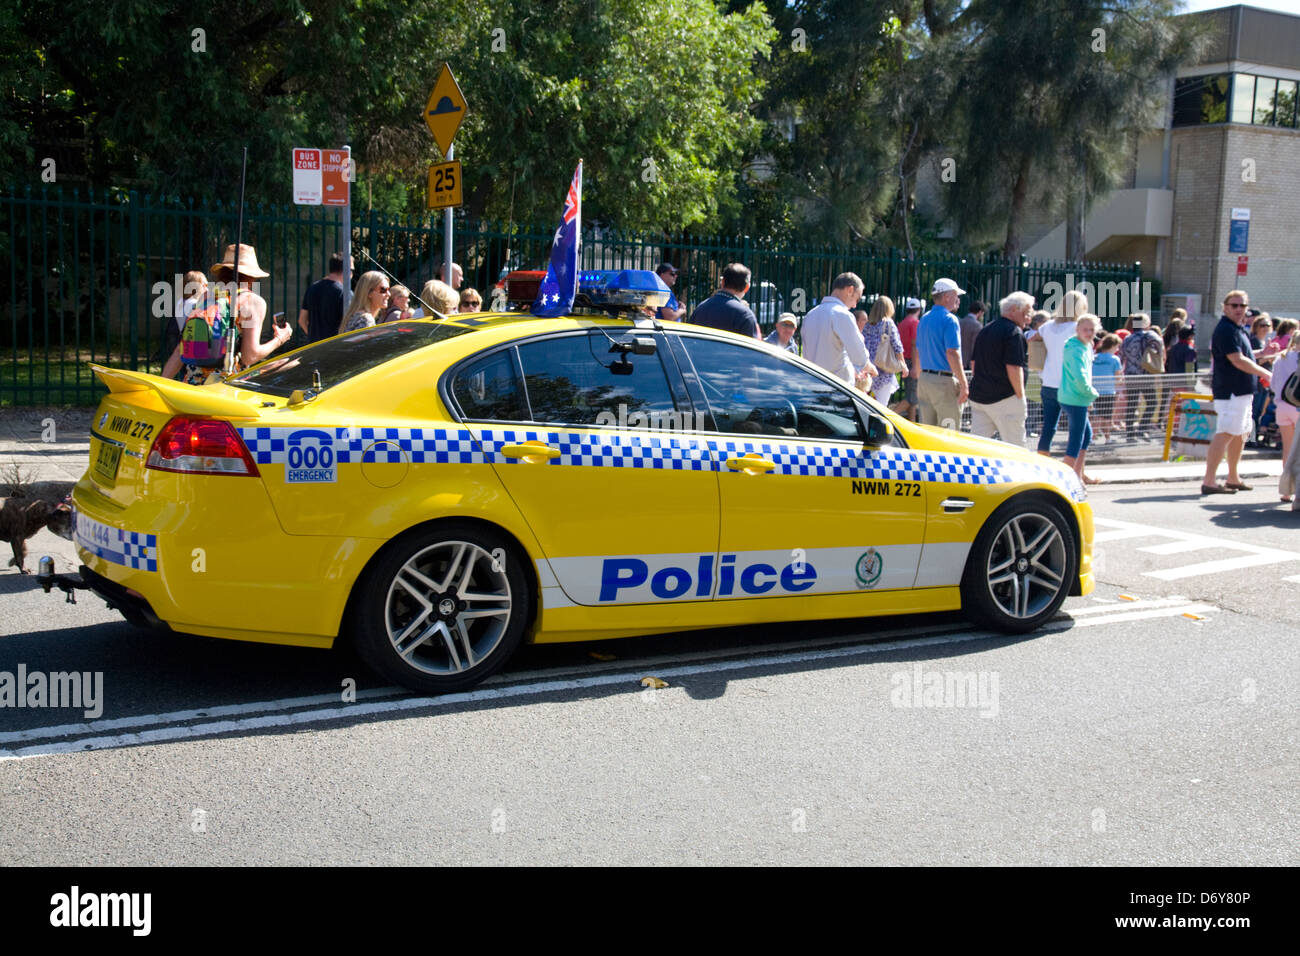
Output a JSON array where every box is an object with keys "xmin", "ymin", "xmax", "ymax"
[
  {"xmin": 904, "ymin": 377, "xmax": 918, "ymax": 405},
  {"xmin": 1276, "ymin": 400, "xmax": 1299, "ymax": 428},
  {"xmin": 1214, "ymin": 393, "xmax": 1254, "ymax": 436}
]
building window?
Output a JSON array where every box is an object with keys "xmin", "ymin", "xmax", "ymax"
[
  {"xmin": 1273, "ymin": 80, "xmax": 1297, "ymax": 128},
  {"xmin": 1230, "ymin": 74, "xmax": 1256, "ymax": 124},
  {"xmin": 1175, "ymin": 73, "xmax": 1299, "ymax": 129},
  {"xmin": 1173, "ymin": 75, "xmax": 1229, "ymax": 126}
]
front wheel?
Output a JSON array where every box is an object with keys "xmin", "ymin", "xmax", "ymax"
[
  {"xmin": 961, "ymin": 499, "xmax": 1077, "ymax": 633},
  {"xmin": 351, "ymin": 523, "xmax": 531, "ymax": 693}
]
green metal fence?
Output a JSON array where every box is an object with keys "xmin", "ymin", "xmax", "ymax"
[{"xmin": 2, "ymin": 186, "xmax": 1143, "ymax": 406}]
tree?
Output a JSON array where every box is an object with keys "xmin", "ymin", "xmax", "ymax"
[{"xmin": 943, "ymin": 0, "xmax": 1200, "ymax": 263}]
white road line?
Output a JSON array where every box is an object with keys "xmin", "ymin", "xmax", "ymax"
[
  {"xmin": 1068, "ymin": 603, "xmax": 1217, "ymax": 627},
  {"xmin": 0, "ymin": 687, "xmax": 409, "ymax": 746},
  {"xmin": 1092, "ymin": 516, "xmax": 1300, "ymax": 579},
  {"xmin": 1285, "ymin": 574, "xmax": 1300, "ymax": 583},
  {"xmin": 1, "ymin": 598, "xmax": 1218, "ymax": 761},
  {"xmin": 1139, "ymin": 540, "xmax": 1218, "ymax": 556},
  {"xmin": 1146, "ymin": 553, "xmax": 1300, "ymax": 581},
  {"xmin": 1093, "ymin": 528, "xmax": 1159, "ymax": 543},
  {"xmin": 1062, "ymin": 596, "xmax": 1193, "ymax": 616}
]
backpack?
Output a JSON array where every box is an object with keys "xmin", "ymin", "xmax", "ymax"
[
  {"xmin": 1139, "ymin": 333, "xmax": 1164, "ymax": 374},
  {"xmin": 180, "ymin": 295, "xmax": 232, "ymax": 368}
]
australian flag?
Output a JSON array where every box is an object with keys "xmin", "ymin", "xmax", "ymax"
[{"xmin": 532, "ymin": 161, "xmax": 582, "ymax": 317}]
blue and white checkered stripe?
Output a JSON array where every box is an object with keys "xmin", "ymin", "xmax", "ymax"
[
  {"xmin": 74, "ymin": 512, "xmax": 158, "ymax": 572},
  {"xmin": 233, "ymin": 424, "xmax": 1084, "ymax": 498},
  {"xmin": 477, "ymin": 429, "xmax": 714, "ymax": 470},
  {"xmin": 236, "ymin": 427, "xmax": 487, "ymax": 465}
]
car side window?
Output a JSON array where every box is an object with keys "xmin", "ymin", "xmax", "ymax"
[
  {"xmin": 515, "ymin": 331, "xmax": 680, "ymax": 427},
  {"xmin": 680, "ymin": 336, "xmax": 864, "ymax": 440},
  {"xmin": 451, "ymin": 347, "xmax": 527, "ymax": 422}
]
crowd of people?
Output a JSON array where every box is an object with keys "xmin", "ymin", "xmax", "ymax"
[
  {"xmin": 672, "ymin": 263, "xmax": 1298, "ymax": 500},
  {"xmin": 161, "ymin": 250, "xmax": 1299, "ymax": 500},
  {"xmin": 162, "ymin": 245, "xmax": 486, "ymax": 384}
]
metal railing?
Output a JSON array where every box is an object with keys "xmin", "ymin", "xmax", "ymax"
[
  {"xmin": 890, "ymin": 370, "xmax": 1210, "ymax": 455},
  {"xmin": 1, "ymin": 185, "xmax": 1143, "ymax": 406}
]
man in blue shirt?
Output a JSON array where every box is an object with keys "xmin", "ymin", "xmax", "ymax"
[
  {"xmin": 915, "ymin": 277, "xmax": 969, "ymax": 429},
  {"xmin": 655, "ymin": 262, "xmax": 686, "ymax": 322},
  {"xmin": 1202, "ymin": 289, "xmax": 1273, "ymax": 495},
  {"xmin": 688, "ymin": 263, "xmax": 760, "ymax": 339}
]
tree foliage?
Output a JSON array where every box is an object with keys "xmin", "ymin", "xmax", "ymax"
[{"xmin": 1, "ymin": 0, "xmax": 1202, "ymax": 253}]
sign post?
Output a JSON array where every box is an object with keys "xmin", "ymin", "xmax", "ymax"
[
  {"xmin": 292, "ymin": 145, "xmax": 353, "ymax": 300},
  {"xmin": 424, "ymin": 64, "xmax": 467, "ymax": 287}
]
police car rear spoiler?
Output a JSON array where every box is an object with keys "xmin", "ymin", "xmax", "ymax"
[{"xmin": 90, "ymin": 365, "xmax": 261, "ymax": 419}]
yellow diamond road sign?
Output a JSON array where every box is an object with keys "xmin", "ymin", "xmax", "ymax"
[{"xmin": 424, "ymin": 63, "xmax": 466, "ymax": 157}]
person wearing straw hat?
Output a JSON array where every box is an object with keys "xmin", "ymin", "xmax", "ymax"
[{"xmin": 162, "ymin": 243, "xmax": 290, "ymax": 383}]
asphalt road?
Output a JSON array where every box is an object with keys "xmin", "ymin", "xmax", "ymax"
[{"xmin": 1, "ymin": 479, "xmax": 1296, "ymax": 866}]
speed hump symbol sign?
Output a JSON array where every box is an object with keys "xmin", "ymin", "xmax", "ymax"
[{"xmin": 427, "ymin": 160, "xmax": 462, "ymax": 210}]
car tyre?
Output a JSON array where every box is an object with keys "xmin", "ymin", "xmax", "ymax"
[
  {"xmin": 961, "ymin": 497, "xmax": 1077, "ymax": 633},
  {"xmin": 351, "ymin": 522, "xmax": 531, "ymax": 693}
]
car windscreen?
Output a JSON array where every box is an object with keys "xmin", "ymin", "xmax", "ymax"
[{"xmin": 229, "ymin": 321, "xmax": 475, "ymax": 396}]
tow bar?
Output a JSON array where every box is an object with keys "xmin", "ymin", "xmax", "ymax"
[{"xmin": 36, "ymin": 556, "xmax": 91, "ymax": 604}]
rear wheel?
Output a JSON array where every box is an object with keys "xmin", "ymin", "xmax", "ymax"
[
  {"xmin": 351, "ymin": 523, "xmax": 530, "ymax": 692},
  {"xmin": 961, "ymin": 498, "xmax": 1076, "ymax": 633}
]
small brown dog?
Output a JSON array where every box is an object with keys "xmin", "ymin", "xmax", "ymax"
[{"xmin": 1, "ymin": 495, "xmax": 73, "ymax": 573}]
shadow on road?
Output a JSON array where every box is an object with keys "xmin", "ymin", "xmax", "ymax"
[{"xmin": 0, "ymin": 609, "xmax": 1036, "ymax": 751}]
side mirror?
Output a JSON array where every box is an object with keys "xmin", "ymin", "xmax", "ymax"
[{"xmin": 864, "ymin": 415, "xmax": 894, "ymax": 448}]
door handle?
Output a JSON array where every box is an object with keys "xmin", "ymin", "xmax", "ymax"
[
  {"xmin": 725, "ymin": 454, "xmax": 776, "ymax": 474},
  {"xmin": 940, "ymin": 497, "xmax": 975, "ymax": 513},
  {"xmin": 500, "ymin": 442, "xmax": 560, "ymax": 462}
]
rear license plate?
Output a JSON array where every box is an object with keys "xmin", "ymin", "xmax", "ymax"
[{"xmin": 92, "ymin": 439, "xmax": 122, "ymax": 485}]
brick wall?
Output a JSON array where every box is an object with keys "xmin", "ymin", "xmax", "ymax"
[{"xmin": 1164, "ymin": 124, "xmax": 1300, "ymax": 321}]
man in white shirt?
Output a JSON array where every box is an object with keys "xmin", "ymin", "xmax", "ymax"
[{"xmin": 800, "ymin": 272, "xmax": 877, "ymax": 385}]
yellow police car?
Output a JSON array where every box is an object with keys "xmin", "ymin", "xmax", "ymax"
[{"xmin": 52, "ymin": 269, "xmax": 1093, "ymax": 693}]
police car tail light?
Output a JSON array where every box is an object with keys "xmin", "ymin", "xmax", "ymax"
[{"xmin": 147, "ymin": 417, "xmax": 260, "ymax": 476}]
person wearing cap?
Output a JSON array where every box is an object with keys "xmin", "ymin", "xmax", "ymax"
[
  {"xmin": 655, "ymin": 263, "xmax": 686, "ymax": 322},
  {"xmin": 161, "ymin": 243, "xmax": 291, "ymax": 383},
  {"xmin": 800, "ymin": 272, "xmax": 876, "ymax": 385},
  {"xmin": 765, "ymin": 313, "xmax": 799, "ymax": 353},
  {"xmin": 915, "ymin": 278, "xmax": 969, "ymax": 429},
  {"xmin": 894, "ymin": 298, "xmax": 923, "ymax": 420},
  {"xmin": 1118, "ymin": 311, "xmax": 1165, "ymax": 439}
]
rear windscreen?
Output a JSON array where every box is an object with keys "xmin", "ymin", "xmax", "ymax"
[{"xmin": 229, "ymin": 321, "xmax": 475, "ymax": 396}]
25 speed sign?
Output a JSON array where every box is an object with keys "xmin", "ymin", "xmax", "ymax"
[{"xmin": 427, "ymin": 160, "xmax": 462, "ymax": 210}]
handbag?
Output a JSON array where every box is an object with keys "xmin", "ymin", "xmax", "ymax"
[
  {"xmin": 873, "ymin": 321, "xmax": 906, "ymax": 375},
  {"xmin": 1281, "ymin": 368, "xmax": 1300, "ymax": 408},
  {"xmin": 1027, "ymin": 334, "xmax": 1047, "ymax": 372}
]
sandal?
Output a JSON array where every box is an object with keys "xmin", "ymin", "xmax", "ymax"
[
  {"xmin": 1201, "ymin": 484, "xmax": 1236, "ymax": 495},
  {"xmin": 1083, "ymin": 475, "xmax": 1103, "ymax": 486},
  {"xmin": 1225, "ymin": 481, "xmax": 1253, "ymax": 491}
]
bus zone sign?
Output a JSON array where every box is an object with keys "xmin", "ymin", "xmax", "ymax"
[{"xmin": 292, "ymin": 148, "xmax": 350, "ymax": 206}]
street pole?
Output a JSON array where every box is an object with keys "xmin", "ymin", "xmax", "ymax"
[
  {"xmin": 342, "ymin": 144, "xmax": 353, "ymax": 306},
  {"xmin": 443, "ymin": 143, "xmax": 454, "ymax": 285}
]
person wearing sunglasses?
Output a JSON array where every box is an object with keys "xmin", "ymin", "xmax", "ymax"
[
  {"xmin": 338, "ymin": 271, "xmax": 390, "ymax": 335},
  {"xmin": 1202, "ymin": 290, "xmax": 1273, "ymax": 495},
  {"xmin": 459, "ymin": 288, "xmax": 484, "ymax": 313}
]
